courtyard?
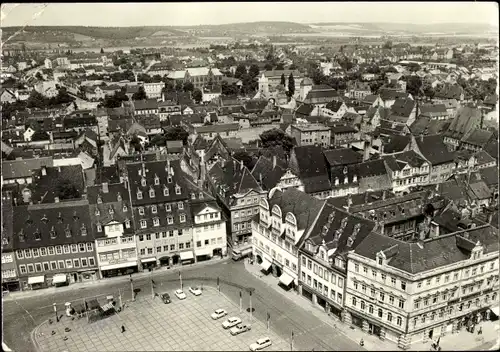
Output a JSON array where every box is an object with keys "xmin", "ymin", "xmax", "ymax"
[{"xmin": 33, "ymin": 287, "xmax": 290, "ymax": 351}]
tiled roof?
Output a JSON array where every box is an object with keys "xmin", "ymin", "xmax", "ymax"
[
  {"xmin": 268, "ymin": 188, "xmax": 324, "ymax": 231},
  {"xmin": 415, "ymin": 134, "xmax": 454, "ymax": 165},
  {"xmin": 390, "ymin": 97, "xmax": 415, "ymax": 118},
  {"xmin": 435, "ymin": 83, "xmax": 463, "ymax": 100},
  {"xmin": 383, "ymin": 134, "xmax": 410, "ymax": 154},
  {"xmin": 291, "ymin": 146, "xmax": 331, "ymax": 193},
  {"xmin": 461, "ymin": 128, "xmax": 494, "ymax": 147},
  {"xmin": 2, "ymin": 157, "xmax": 53, "ymax": 180},
  {"xmin": 354, "ymin": 225, "xmax": 499, "ymax": 274},
  {"xmin": 195, "ymin": 123, "xmax": 239, "ymax": 134},
  {"xmin": 133, "ymin": 99, "xmax": 159, "ymax": 111},
  {"xmin": 478, "ymin": 166, "xmax": 498, "ymax": 187},
  {"xmin": 251, "ymin": 156, "xmax": 287, "ymax": 191},
  {"xmin": 323, "ymin": 148, "xmax": 363, "ymax": 167},
  {"xmin": 12, "ymin": 200, "xmax": 94, "ymax": 249},
  {"xmin": 295, "ymin": 103, "xmax": 314, "ymax": 116},
  {"xmin": 2, "ymin": 193, "xmax": 14, "ymax": 251},
  {"xmin": 444, "ymin": 106, "xmax": 481, "ymax": 139},
  {"xmin": 409, "ymin": 116, "xmax": 451, "ymax": 136},
  {"xmin": 356, "ymin": 159, "xmax": 388, "ymax": 178}
]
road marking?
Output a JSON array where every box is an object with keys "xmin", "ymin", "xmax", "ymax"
[{"xmin": 13, "ymin": 299, "xmax": 36, "ymax": 323}]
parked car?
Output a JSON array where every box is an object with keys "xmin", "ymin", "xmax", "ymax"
[
  {"xmin": 174, "ymin": 289, "xmax": 186, "ymax": 300},
  {"xmin": 211, "ymin": 308, "xmax": 228, "ymax": 320},
  {"xmin": 230, "ymin": 323, "xmax": 251, "ymax": 336},
  {"xmin": 160, "ymin": 293, "xmax": 171, "ymax": 304},
  {"xmin": 188, "ymin": 286, "xmax": 202, "ymax": 296},
  {"xmin": 250, "ymin": 337, "xmax": 272, "ymax": 351},
  {"xmin": 222, "ymin": 317, "xmax": 242, "ymax": 329}
]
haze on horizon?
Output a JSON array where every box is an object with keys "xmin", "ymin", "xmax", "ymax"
[{"xmin": 1, "ymin": 2, "xmax": 498, "ymax": 28}]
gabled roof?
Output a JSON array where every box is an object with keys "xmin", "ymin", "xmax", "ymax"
[
  {"xmin": 461, "ymin": 128, "xmax": 494, "ymax": 147},
  {"xmin": 195, "ymin": 123, "xmax": 239, "ymax": 134},
  {"xmin": 383, "ymin": 134, "xmax": 410, "ymax": 154},
  {"xmin": 295, "ymin": 103, "xmax": 314, "ymax": 116},
  {"xmin": 354, "ymin": 225, "xmax": 498, "ymax": 274},
  {"xmin": 409, "ymin": 116, "xmax": 451, "ymax": 136},
  {"xmin": 435, "ymin": 83, "xmax": 464, "ymax": 100},
  {"xmin": 415, "ymin": 134, "xmax": 454, "ymax": 165},
  {"xmin": 390, "ymin": 97, "xmax": 415, "ymax": 118},
  {"xmin": 133, "ymin": 99, "xmax": 159, "ymax": 111},
  {"xmin": 267, "ymin": 188, "xmax": 324, "ymax": 231},
  {"xmin": 478, "ymin": 166, "xmax": 498, "ymax": 187},
  {"xmin": 2, "ymin": 157, "xmax": 54, "ymax": 179},
  {"xmin": 291, "ymin": 146, "xmax": 331, "ymax": 193},
  {"xmin": 323, "ymin": 148, "xmax": 363, "ymax": 167},
  {"xmin": 251, "ymin": 155, "xmax": 287, "ymax": 191}
]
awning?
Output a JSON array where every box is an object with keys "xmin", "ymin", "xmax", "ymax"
[
  {"xmin": 260, "ymin": 259, "xmax": 272, "ymax": 271},
  {"xmin": 52, "ymin": 274, "xmax": 67, "ymax": 284},
  {"xmin": 140, "ymin": 258, "xmax": 157, "ymax": 263},
  {"xmin": 195, "ymin": 247, "xmax": 212, "ymax": 257},
  {"xmin": 279, "ymin": 272, "xmax": 294, "ymax": 286},
  {"xmin": 100, "ymin": 262, "xmax": 138, "ymax": 271},
  {"xmin": 28, "ymin": 275, "xmax": 45, "ymax": 285},
  {"xmin": 490, "ymin": 305, "xmax": 500, "ymax": 317},
  {"xmin": 180, "ymin": 251, "xmax": 194, "ymax": 261}
]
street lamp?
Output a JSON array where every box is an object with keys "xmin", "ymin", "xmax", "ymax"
[{"xmin": 53, "ymin": 303, "xmax": 59, "ymax": 322}]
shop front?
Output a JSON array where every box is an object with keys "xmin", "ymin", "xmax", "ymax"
[
  {"xmin": 140, "ymin": 257, "xmax": 157, "ymax": 271},
  {"xmin": 101, "ymin": 261, "xmax": 139, "ymax": 278},
  {"xmin": 195, "ymin": 247, "xmax": 212, "ymax": 263},
  {"xmin": 52, "ymin": 274, "xmax": 69, "ymax": 287},
  {"xmin": 2, "ymin": 278, "xmax": 20, "ymax": 292},
  {"xmin": 180, "ymin": 250, "xmax": 195, "ymax": 265},
  {"xmin": 158, "ymin": 256, "xmax": 171, "ymax": 267},
  {"xmin": 260, "ymin": 258, "xmax": 272, "ymax": 275},
  {"xmin": 278, "ymin": 271, "xmax": 295, "ymax": 291},
  {"xmin": 27, "ymin": 275, "xmax": 46, "ymax": 290}
]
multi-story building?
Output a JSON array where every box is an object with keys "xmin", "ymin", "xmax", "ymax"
[
  {"xmin": 251, "ymin": 188, "xmax": 324, "ymax": 291},
  {"xmin": 88, "ymin": 182, "xmax": 138, "ymax": 278},
  {"xmin": 207, "ymin": 159, "xmax": 266, "ymax": 248},
  {"xmin": 143, "ymin": 82, "xmax": 164, "ymax": 99},
  {"xmin": 290, "ymin": 124, "xmax": 331, "ymax": 148},
  {"xmin": 167, "ymin": 67, "xmax": 223, "ymax": 90},
  {"xmin": 345, "ymin": 225, "xmax": 499, "ymax": 349},
  {"xmin": 297, "ymin": 202, "xmax": 376, "ymax": 320},
  {"xmin": 191, "ymin": 190, "xmax": 228, "ymax": 260},
  {"xmin": 383, "ymin": 151, "xmax": 431, "ymax": 195},
  {"xmin": 2, "ymin": 192, "xmax": 19, "ymax": 292},
  {"xmin": 126, "ymin": 159, "xmax": 195, "ymax": 268},
  {"xmin": 13, "ymin": 200, "xmax": 99, "ymax": 290},
  {"xmin": 410, "ymin": 135, "xmax": 455, "ymax": 185}
]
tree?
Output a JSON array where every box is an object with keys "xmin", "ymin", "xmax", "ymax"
[
  {"xmin": 132, "ymin": 86, "xmax": 147, "ymax": 100},
  {"xmin": 234, "ymin": 64, "xmax": 247, "ymax": 79},
  {"xmin": 129, "ymin": 135, "xmax": 143, "ymax": 152},
  {"xmin": 264, "ymin": 63, "xmax": 273, "ymax": 71},
  {"xmin": 407, "ymin": 63, "xmax": 421, "ymax": 72},
  {"xmin": 275, "ymin": 63, "xmax": 285, "ymax": 70},
  {"xmin": 280, "ymin": 73, "xmax": 286, "ymax": 87},
  {"xmin": 161, "ymin": 81, "xmax": 175, "ymax": 95},
  {"xmin": 150, "ymin": 134, "xmax": 167, "ymax": 147},
  {"xmin": 383, "ymin": 40, "xmax": 393, "ymax": 50},
  {"xmin": 35, "ymin": 72, "xmax": 43, "ymax": 81},
  {"xmin": 221, "ymin": 81, "xmax": 239, "ymax": 96},
  {"xmin": 164, "ymin": 126, "xmax": 189, "ymax": 145},
  {"xmin": 370, "ymin": 81, "xmax": 384, "ymax": 94},
  {"xmin": 193, "ymin": 88, "xmax": 202, "ymax": 103},
  {"xmin": 259, "ymin": 128, "xmax": 294, "ymax": 154},
  {"xmin": 288, "ymin": 73, "xmax": 295, "ymax": 97},
  {"xmin": 289, "ymin": 64, "xmax": 297, "ymax": 70},
  {"xmin": 405, "ymin": 76, "xmax": 423, "ymax": 98},
  {"xmin": 183, "ymin": 81, "xmax": 194, "ymax": 92},
  {"xmin": 100, "ymin": 48, "xmax": 104, "ymax": 54},
  {"xmin": 248, "ymin": 64, "xmax": 260, "ymax": 79},
  {"xmin": 56, "ymin": 179, "xmax": 80, "ymax": 200},
  {"xmin": 233, "ymin": 150, "xmax": 255, "ymax": 170},
  {"xmin": 175, "ymin": 81, "xmax": 183, "ymax": 92}
]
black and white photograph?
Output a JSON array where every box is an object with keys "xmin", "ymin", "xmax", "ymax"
[{"xmin": 1, "ymin": 2, "xmax": 499, "ymax": 351}]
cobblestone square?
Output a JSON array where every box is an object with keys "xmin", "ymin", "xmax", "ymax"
[{"xmin": 35, "ymin": 288, "xmax": 290, "ymax": 351}]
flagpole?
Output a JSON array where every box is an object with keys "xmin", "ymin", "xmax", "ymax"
[
  {"xmin": 267, "ymin": 311, "xmax": 270, "ymax": 331},
  {"xmin": 291, "ymin": 330, "xmax": 294, "ymax": 351},
  {"xmin": 118, "ymin": 288, "xmax": 123, "ymax": 309},
  {"xmin": 179, "ymin": 270, "xmax": 183, "ymax": 290},
  {"xmin": 249, "ymin": 290, "xmax": 253, "ymax": 322},
  {"xmin": 151, "ymin": 270, "xmax": 155, "ymax": 299},
  {"xmin": 130, "ymin": 275, "xmax": 135, "ymax": 301},
  {"xmin": 239, "ymin": 291, "xmax": 242, "ymax": 313}
]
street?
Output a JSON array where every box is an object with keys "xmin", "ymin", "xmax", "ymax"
[{"xmin": 3, "ymin": 260, "xmax": 362, "ymax": 352}]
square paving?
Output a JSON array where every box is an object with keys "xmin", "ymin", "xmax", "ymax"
[{"xmin": 35, "ymin": 288, "xmax": 290, "ymax": 351}]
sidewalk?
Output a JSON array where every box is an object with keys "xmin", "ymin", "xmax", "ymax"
[
  {"xmin": 244, "ymin": 260, "xmax": 398, "ymax": 351},
  {"xmin": 5, "ymin": 256, "xmax": 230, "ymax": 301},
  {"xmin": 409, "ymin": 320, "xmax": 500, "ymax": 351}
]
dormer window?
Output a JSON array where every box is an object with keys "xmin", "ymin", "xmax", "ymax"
[
  {"xmin": 125, "ymin": 219, "xmax": 131, "ymax": 228},
  {"xmin": 353, "ymin": 175, "xmax": 358, "ymax": 183},
  {"xmin": 108, "ymin": 207, "xmax": 114, "ymax": 215},
  {"xmin": 154, "ymin": 175, "xmax": 160, "ymax": 185},
  {"xmin": 149, "ymin": 188, "xmax": 155, "ymax": 198},
  {"xmin": 153, "ymin": 218, "xmax": 160, "ymax": 227},
  {"xmin": 137, "ymin": 190, "xmax": 143, "ymax": 200},
  {"xmin": 117, "ymin": 193, "xmax": 122, "ymax": 201},
  {"xmin": 41, "ymin": 214, "xmax": 48, "ymax": 223},
  {"xmin": 97, "ymin": 224, "xmax": 102, "ymax": 232},
  {"xmin": 141, "ymin": 178, "xmax": 147, "ymax": 187},
  {"xmin": 167, "ymin": 176, "xmax": 172, "ymax": 183},
  {"xmin": 139, "ymin": 207, "xmax": 145, "ymax": 215},
  {"xmin": 65, "ymin": 227, "xmax": 71, "ymax": 238},
  {"xmin": 50, "ymin": 227, "xmax": 56, "ymax": 239},
  {"xmin": 199, "ymin": 192, "xmax": 203, "ymax": 199},
  {"xmin": 73, "ymin": 211, "xmax": 79, "ymax": 221},
  {"xmin": 344, "ymin": 176, "xmax": 348, "ymax": 184},
  {"xmin": 95, "ymin": 208, "xmax": 100, "ymax": 216},
  {"xmin": 152, "ymin": 205, "xmax": 157, "ymax": 214},
  {"xmin": 178, "ymin": 202, "xmax": 184, "ymax": 210},
  {"xmin": 34, "ymin": 230, "xmax": 41, "ymax": 241},
  {"xmin": 123, "ymin": 204, "xmax": 128, "ymax": 212},
  {"xmin": 97, "ymin": 195, "xmax": 102, "ymax": 204},
  {"xmin": 166, "ymin": 204, "xmax": 171, "ymax": 212},
  {"xmin": 81, "ymin": 224, "xmax": 87, "ymax": 236},
  {"xmin": 19, "ymin": 232, "xmax": 25, "ymax": 242},
  {"xmin": 164, "ymin": 187, "xmax": 169, "ymax": 196},
  {"xmin": 175, "ymin": 185, "xmax": 181, "ymax": 195},
  {"xmin": 191, "ymin": 193, "xmax": 196, "ymax": 200},
  {"xmin": 335, "ymin": 177, "xmax": 339, "ymax": 186}
]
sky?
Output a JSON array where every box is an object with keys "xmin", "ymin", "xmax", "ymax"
[{"xmin": 0, "ymin": 2, "xmax": 498, "ymax": 27}]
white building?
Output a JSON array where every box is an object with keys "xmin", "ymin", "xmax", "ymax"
[
  {"xmin": 143, "ymin": 82, "xmax": 164, "ymax": 99},
  {"xmin": 345, "ymin": 226, "xmax": 499, "ymax": 349},
  {"xmin": 251, "ymin": 188, "xmax": 325, "ymax": 291}
]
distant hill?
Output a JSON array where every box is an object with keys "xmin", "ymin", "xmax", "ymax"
[
  {"xmin": 308, "ymin": 22, "xmax": 499, "ymax": 35},
  {"xmin": 176, "ymin": 21, "xmax": 315, "ymax": 34}
]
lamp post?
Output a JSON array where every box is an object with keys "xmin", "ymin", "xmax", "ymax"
[{"xmin": 53, "ymin": 303, "xmax": 59, "ymax": 322}]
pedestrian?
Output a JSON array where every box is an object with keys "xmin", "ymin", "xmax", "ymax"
[
  {"xmin": 360, "ymin": 338, "xmax": 364, "ymax": 347},
  {"xmin": 478, "ymin": 326, "xmax": 482, "ymax": 335},
  {"xmin": 121, "ymin": 325, "xmax": 126, "ymax": 333},
  {"xmin": 471, "ymin": 324, "xmax": 475, "ymax": 334}
]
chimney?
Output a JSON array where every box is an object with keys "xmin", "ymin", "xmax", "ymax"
[
  {"xmin": 259, "ymin": 173, "xmax": 263, "ymax": 186},
  {"xmin": 240, "ymin": 159, "xmax": 244, "ymax": 170},
  {"xmin": 102, "ymin": 182, "xmax": 109, "ymax": 193},
  {"xmin": 363, "ymin": 140, "xmax": 370, "ymax": 161},
  {"xmin": 58, "ymin": 166, "xmax": 62, "ymax": 173},
  {"xmin": 272, "ymin": 155, "xmax": 277, "ymax": 170},
  {"xmin": 54, "ymin": 196, "xmax": 60, "ymax": 203}
]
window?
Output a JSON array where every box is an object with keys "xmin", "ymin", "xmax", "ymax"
[
  {"xmin": 87, "ymin": 243, "xmax": 93, "ymax": 251},
  {"xmin": 371, "ymin": 288, "xmax": 376, "ymax": 297},
  {"xmin": 16, "ymin": 250, "xmax": 24, "ymax": 259},
  {"xmin": 170, "ymin": 244, "xmax": 175, "ymax": 251},
  {"xmin": 73, "ymin": 259, "xmax": 80, "ymax": 268},
  {"xmin": 156, "ymin": 246, "xmax": 161, "ymax": 253},
  {"xmin": 180, "ymin": 214, "xmax": 186, "ymax": 223},
  {"xmin": 396, "ymin": 316, "xmax": 402, "ymax": 326},
  {"xmin": 391, "ymin": 277, "xmax": 396, "ymax": 286},
  {"xmin": 81, "ymin": 258, "xmax": 88, "ymax": 267},
  {"xmin": 65, "ymin": 260, "xmax": 73, "ymax": 268},
  {"xmin": 25, "ymin": 249, "xmax": 32, "ymax": 258},
  {"xmin": 414, "ymin": 301, "xmax": 420, "ymax": 309},
  {"xmin": 48, "ymin": 246, "xmax": 54, "ymax": 255},
  {"xmin": 369, "ymin": 305, "xmax": 374, "ymax": 314},
  {"xmin": 186, "ymin": 242, "xmax": 191, "ymax": 249},
  {"xmin": 153, "ymin": 218, "xmax": 160, "ymax": 227},
  {"xmin": 139, "ymin": 207, "xmax": 145, "ymax": 215},
  {"xmin": 149, "ymin": 189, "xmax": 155, "ymax": 198},
  {"xmin": 178, "ymin": 202, "xmax": 184, "ymax": 210},
  {"xmin": 398, "ymin": 300, "xmax": 405, "ymax": 309},
  {"xmin": 389, "ymin": 296, "xmax": 394, "ymax": 305},
  {"xmin": 63, "ymin": 245, "xmax": 70, "ymax": 254},
  {"xmin": 387, "ymin": 312, "xmax": 393, "ymax": 323},
  {"xmin": 379, "ymin": 292, "xmax": 385, "ymax": 302},
  {"xmin": 164, "ymin": 188, "xmax": 169, "ymax": 196},
  {"xmin": 140, "ymin": 248, "xmax": 145, "ymax": 255},
  {"xmin": 147, "ymin": 248, "xmax": 153, "ymax": 255},
  {"xmin": 152, "ymin": 205, "xmax": 157, "ymax": 214},
  {"xmin": 417, "ymin": 281, "xmax": 422, "ymax": 288},
  {"xmin": 33, "ymin": 248, "xmax": 39, "ymax": 257},
  {"xmin": 338, "ymin": 277, "xmax": 343, "ymax": 288},
  {"xmin": 19, "ymin": 265, "xmax": 27, "ymax": 274},
  {"xmin": 88, "ymin": 257, "xmax": 95, "ymax": 266},
  {"xmin": 167, "ymin": 216, "xmax": 173, "ymax": 224},
  {"xmin": 79, "ymin": 243, "xmax": 86, "ymax": 252},
  {"xmin": 197, "ymin": 241, "xmax": 201, "ymax": 247},
  {"xmin": 378, "ymin": 308, "xmax": 383, "ymax": 318},
  {"xmin": 50, "ymin": 261, "xmax": 57, "ymax": 270},
  {"xmin": 146, "ymin": 234, "xmax": 151, "ymax": 240},
  {"xmin": 141, "ymin": 220, "xmax": 147, "ymax": 228},
  {"xmin": 137, "ymin": 190, "xmax": 143, "ymax": 200},
  {"xmin": 352, "ymin": 297, "xmax": 357, "ymax": 306},
  {"xmin": 175, "ymin": 186, "xmax": 181, "ymax": 195},
  {"xmin": 55, "ymin": 246, "xmax": 62, "ymax": 255}
]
